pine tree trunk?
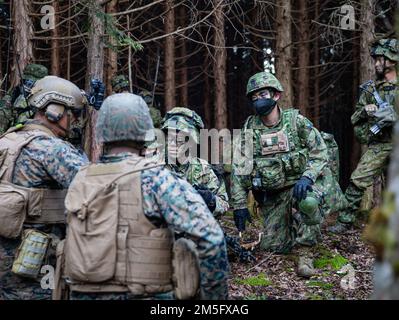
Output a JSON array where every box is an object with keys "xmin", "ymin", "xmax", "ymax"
[
  {"xmin": 297, "ymin": 0, "xmax": 309, "ymax": 117},
  {"xmin": 214, "ymin": 0, "xmax": 227, "ymax": 129},
  {"xmin": 178, "ymin": 5, "xmax": 188, "ymax": 107},
  {"xmin": 164, "ymin": 0, "xmax": 176, "ymax": 111},
  {"xmin": 203, "ymin": 51, "xmax": 212, "ymax": 128},
  {"xmin": 275, "ymin": 0, "xmax": 293, "ymax": 109},
  {"xmin": 11, "ymin": 0, "xmax": 34, "ymax": 87},
  {"xmin": 313, "ymin": 0, "xmax": 320, "ymax": 127},
  {"xmin": 51, "ymin": 0, "xmax": 60, "ymax": 76},
  {"xmin": 84, "ymin": 0, "xmax": 105, "ymax": 162},
  {"xmin": 360, "ymin": 0, "xmax": 375, "ymax": 84},
  {"xmin": 106, "ymin": 0, "xmax": 118, "ymax": 95}
]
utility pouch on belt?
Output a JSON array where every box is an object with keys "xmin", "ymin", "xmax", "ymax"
[
  {"xmin": 12, "ymin": 229, "xmax": 51, "ymax": 279},
  {"xmin": 172, "ymin": 238, "xmax": 200, "ymax": 300}
]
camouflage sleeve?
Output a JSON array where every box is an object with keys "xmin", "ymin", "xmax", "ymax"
[
  {"xmin": 297, "ymin": 114, "xmax": 328, "ymax": 183},
  {"xmin": 0, "ymin": 95, "xmax": 14, "ymax": 135},
  {"xmin": 15, "ymin": 137, "xmax": 89, "ymax": 188},
  {"xmin": 141, "ymin": 167, "xmax": 229, "ymax": 300},
  {"xmin": 188, "ymin": 159, "xmax": 230, "ymax": 216},
  {"xmin": 230, "ymin": 130, "xmax": 252, "ymax": 210},
  {"xmin": 352, "ymin": 91, "xmax": 372, "ymax": 144}
]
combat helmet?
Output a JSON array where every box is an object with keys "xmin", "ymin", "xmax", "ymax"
[
  {"xmin": 23, "ymin": 64, "xmax": 48, "ymax": 81},
  {"xmin": 28, "ymin": 76, "xmax": 87, "ymax": 121},
  {"xmin": 371, "ymin": 39, "xmax": 399, "ymax": 62},
  {"xmin": 96, "ymin": 93, "xmax": 154, "ymax": 143},
  {"xmin": 161, "ymin": 107, "xmax": 204, "ymax": 143},
  {"xmin": 111, "ymin": 75, "xmax": 129, "ymax": 92},
  {"xmin": 246, "ymin": 71, "xmax": 284, "ymax": 97}
]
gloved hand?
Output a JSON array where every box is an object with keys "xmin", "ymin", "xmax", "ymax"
[
  {"xmin": 374, "ymin": 105, "xmax": 398, "ymax": 126},
  {"xmin": 195, "ymin": 185, "xmax": 216, "ymax": 212},
  {"xmin": 293, "ymin": 176, "xmax": 313, "ymax": 201},
  {"xmin": 364, "ymin": 104, "xmax": 378, "ymax": 116},
  {"xmin": 233, "ymin": 208, "xmax": 252, "ymax": 232}
]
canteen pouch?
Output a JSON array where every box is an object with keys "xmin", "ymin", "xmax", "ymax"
[
  {"xmin": 254, "ymin": 157, "xmax": 286, "ymax": 190},
  {"xmin": 12, "ymin": 229, "xmax": 50, "ymax": 279}
]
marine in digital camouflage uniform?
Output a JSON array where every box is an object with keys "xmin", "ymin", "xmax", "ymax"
[
  {"xmin": 330, "ymin": 39, "xmax": 399, "ymax": 233},
  {"xmin": 161, "ymin": 107, "xmax": 229, "ymax": 218},
  {"xmin": 0, "ymin": 64, "xmax": 48, "ymax": 135},
  {"xmin": 0, "ymin": 76, "xmax": 89, "ymax": 300},
  {"xmin": 231, "ymin": 72, "xmax": 347, "ymax": 277},
  {"xmin": 66, "ymin": 93, "xmax": 229, "ymax": 300}
]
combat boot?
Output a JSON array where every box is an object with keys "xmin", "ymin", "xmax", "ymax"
[
  {"xmin": 327, "ymin": 221, "xmax": 352, "ymax": 234},
  {"xmin": 297, "ymin": 256, "xmax": 315, "ymax": 278}
]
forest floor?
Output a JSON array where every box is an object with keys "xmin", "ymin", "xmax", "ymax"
[{"xmin": 221, "ymin": 212, "xmax": 375, "ymax": 300}]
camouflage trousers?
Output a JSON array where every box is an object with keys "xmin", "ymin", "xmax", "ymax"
[
  {"xmin": 259, "ymin": 169, "xmax": 347, "ymax": 254},
  {"xmin": 0, "ymin": 236, "xmax": 52, "ymax": 300},
  {"xmin": 339, "ymin": 142, "xmax": 392, "ymax": 224}
]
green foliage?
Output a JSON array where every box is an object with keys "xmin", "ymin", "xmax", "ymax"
[
  {"xmin": 235, "ymin": 273, "xmax": 273, "ymax": 287},
  {"xmin": 314, "ymin": 247, "xmax": 348, "ymax": 270},
  {"xmin": 244, "ymin": 294, "xmax": 269, "ymax": 300},
  {"xmin": 305, "ymin": 280, "xmax": 334, "ymax": 290}
]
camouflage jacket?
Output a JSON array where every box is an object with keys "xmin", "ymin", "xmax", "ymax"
[
  {"xmin": 0, "ymin": 91, "xmax": 33, "ymax": 135},
  {"xmin": 351, "ymin": 78, "xmax": 398, "ymax": 145},
  {"xmin": 231, "ymin": 107, "xmax": 328, "ymax": 210},
  {"xmin": 167, "ymin": 157, "xmax": 230, "ymax": 217},
  {"xmin": 99, "ymin": 152, "xmax": 229, "ymax": 300}
]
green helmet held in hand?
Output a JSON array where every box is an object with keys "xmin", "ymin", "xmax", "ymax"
[
  {"xmin": 22, "ymin": 64, "xmax": 48, "ymax": 81},
  {"xmin": 371, "ymin": 39, "xmax": 399, "ymax": 62},
  {"xmin": 246, "ymin": 71, "xmax": 284, "ymax": 97},
  {"xmin": 161, "ymin": 107, "xmax": 204, "ymax": 143},
  {"xmin": 111, "ymin": 75, "xmax": 130, "ymax": 93},
  {"xmin": 96, "ymin": 93, "xmax": 155, "ymax": 143},
  {"xmin": 298, "ymin": 194, "xmax": 321, "ymax": 226}
]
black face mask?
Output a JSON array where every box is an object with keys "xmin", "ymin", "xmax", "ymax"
[{"xmin": 253, "ymin": 98, "xmax": 277, "ymax": 116}]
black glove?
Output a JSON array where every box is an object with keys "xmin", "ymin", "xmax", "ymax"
[
  {"xmin": 252, "ymin": 189, "xmax": 266, "ymax": 206},
  {"xmin": 233, "ymin": 208, "xmax": 252, "ymax": 232},
  {"xmin": 293, "ymin": 176, "xmax": 313, "ymax": 201},
  {"xmin": 195, "ymin": 185, "xmax": 216, "ymax": 212}
]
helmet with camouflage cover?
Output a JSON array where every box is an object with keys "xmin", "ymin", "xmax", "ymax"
[
  {"xmin": 139, "ymin": 89, "xmax": 153, "ymax": 106},
  {"xmin": 22, "ymin": 64, "xmax": 48, "ymax": 81},
  {"xmin": 96, "ymin": 93, "xmax": 154, "ymax": 143},
  {"xmin": 371, "ymin": 39, "xmax": 399, "ymax": 62},
  {"xmin": 28, "ymin": 76, "xmax": 87, "ymax": 115},
  {"xmin": 246, "ymin": 72, "xmax": 284, "ymax": 97},
  {"xmin": 161, "ymin": 107, "xmax": 204, "ymax": 143},
  {"xmin": 111, "ymin": 75, "xmax": 129, "ymax": 92}
]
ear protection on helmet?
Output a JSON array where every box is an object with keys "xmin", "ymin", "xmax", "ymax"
[{"xmin": 45, "ymin": 104, "xmax": 66, "ymax": 122}]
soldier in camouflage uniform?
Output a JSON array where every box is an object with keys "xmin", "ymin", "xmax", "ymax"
[
  {"xmin": 62, "ymin": 93, "xmax": 229, "ymax": 300},
  {"xmin": 0, "ymin": 64, "xmax": 48, "ymax": 135},
  {"xmin": 110, "ymin": 75, "xmax": 162, "ymax": 128},
  {"xmin": 329, "ymin": 39, "xmax": 399, "ymax": 233},
  {"xmin": 0, "ymin": 76, "xmax": 89, "ymax": 299},
  {"xmin": 161, "ymin": 107, "xmax": 229, "ymax": 217},
  {"xmin": 231, "ymin": 72, "xmax": 347, "ymax": 277}
]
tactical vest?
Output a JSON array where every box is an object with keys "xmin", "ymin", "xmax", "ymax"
[
  {"xmin": 0, "ymin": 124, "xmax": 67, "ymax": 239},
  {"xmin": 244, "ymin": 109, "xmax": 309, "ymax": 191},
  {"xmin": 64, "ymin": 156, "xmax": 174, "ymax": 296}
]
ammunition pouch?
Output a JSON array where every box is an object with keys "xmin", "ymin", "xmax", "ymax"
[
  {"xmin": 253, "ymin": 157, "xmax": 285, "ymax": 190},
  {"xmin": 172, "ymin": 238, "xmax": 200, "ymax": 300}
]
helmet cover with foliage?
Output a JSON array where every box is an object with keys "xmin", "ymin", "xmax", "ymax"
[
  {"xmin": 96, "ymin": 93, "xmax": 154, "ymax": 143},
  {"xmin": 28, "ymin": 76, "xmax": 87, "ymax": 113},
  {"xmin": 246, "ymin": 71, "xmax": 284, "ymax": 96},
  {"xmin": 370, "ymin": 39, "xmax": 399, "ymax": 62},
  {"xmin": 111, "ymin": 75, "xmax": 130, "ymax": 92},
  {"xmin": 161, "ymin": 107, "xmax": 204, "ymax": 143},
  {"xmin": 22, "ymin": 63, "xmax": 48, "ymax": 81}
]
